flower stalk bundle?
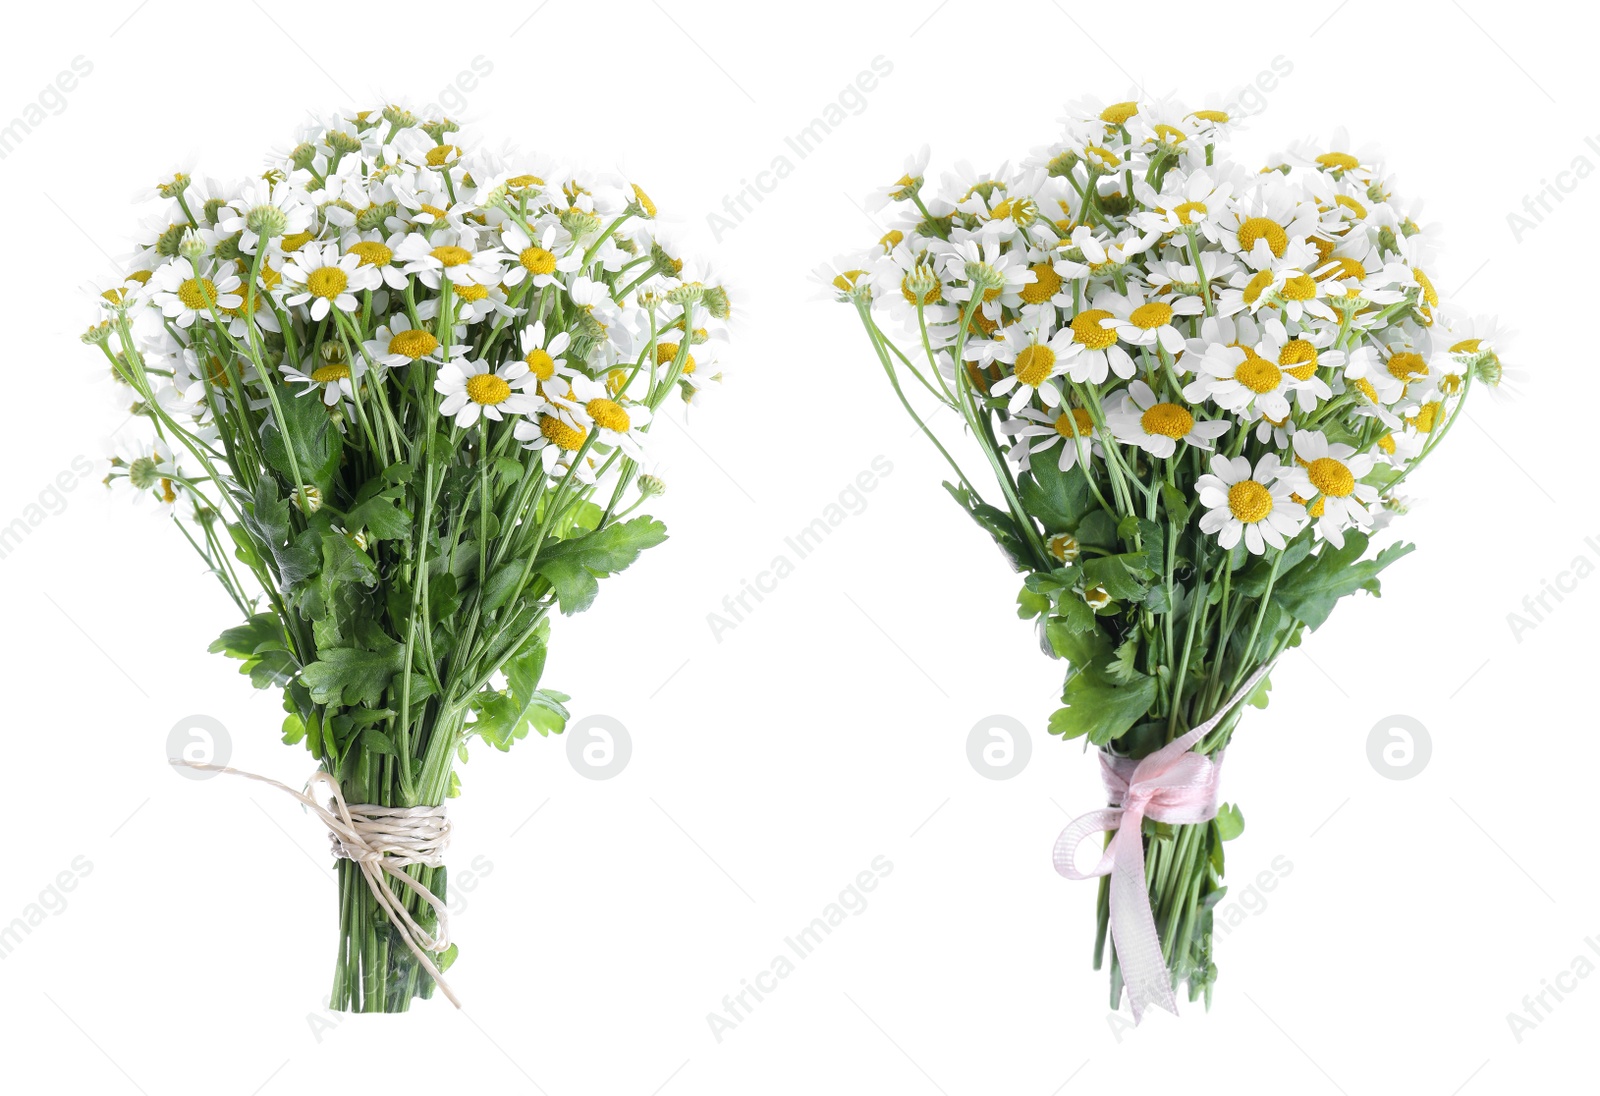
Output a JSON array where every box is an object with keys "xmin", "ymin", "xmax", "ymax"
[
  {"xmin": 829, "ymin": 96, "xmax": 1505, "ymax": 1016},
  {"xmin": 89, "ymin": 106, "xmax": 729, "ymax": 1011}
]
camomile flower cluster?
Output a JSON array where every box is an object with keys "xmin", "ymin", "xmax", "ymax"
[
  {"xmin": 93, "ymin": 104, "xmax": 730, "ymax": 514},
  {"xmin": 831, "ymin": 95, "xmax": 1510, "ymax": 1015},
  {"xmin": 86, "ymin": 106, "xmax": 732, "ymax": 1013},
  {"xmin": 828, "ymin": 95, "xmax": 1505, "ymax": 558}
]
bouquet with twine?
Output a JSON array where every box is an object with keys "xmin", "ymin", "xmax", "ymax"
[
  {"xmin": 827, "ymin": 95, "xmax": 1505, "ymax": 1019},
  {"xmin": 88, "ymin": 105, "xmax": 729, "ymax": 1011}
]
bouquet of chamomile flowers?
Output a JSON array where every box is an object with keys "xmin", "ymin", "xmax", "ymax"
[
  {"xmin": 88, "ymin": 105, "xmax": 729, "ymax": 1011},
  {"xmin": 827, "ymin": 95, "xmax": 1505, "ymax": 1019}
]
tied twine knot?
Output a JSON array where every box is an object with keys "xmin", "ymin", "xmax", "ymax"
[
  {"xmin": 171, "ymin": 761, "xmax": 460, "ymax": 1008},
  {"xmin": 1052, "ymin": 663, "xmax": 1271, "ymax": 1023}
]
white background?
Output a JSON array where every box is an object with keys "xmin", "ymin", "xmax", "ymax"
[{"xmin": 0, "ymin": 1, "xmax": 1588, "ymax": 1092}]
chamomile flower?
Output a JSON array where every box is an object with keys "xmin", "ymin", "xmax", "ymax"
[
  {"xmin": 282, "ymin": 242, "xmax": 375, "ymax": 320},
  {"xmin": 1184, "ymin": 342, "xmax": 1298, "ymax": 420},
  {"xmin": 1284, "ymin": 430, "xmax": 1379, "ymax": 548},
  {"xmin": 343, "ymin": 232, "xmax": 410, "ymax": 290},
  {"xmin": 553, "ymin": 375, "xmax": 653, "ymax": 459},
  {"xmin": 1062, "ymin": 299, "xmax": 1136, "ymax": 383},
  {"xmin": 519, "ymin": 320, "xmax": 573, "ymax": 393},
  {"xmin": 151, "ymin": 259, "xmax": 242, "ymax": 328},
  {"xmin": 989, "ymin": 327, "xmax": 1079, "ymax": 411},
  {"xmin": 501, "ymin": 222, "xmax": 581, "ymax": 288},
  {"xmin": 283, "ymin": 349, "xmax": 362, "ymax": 407},
  {"xmin": 365, "ymin": 315, "xmax": 444, "ymax": 370},
  {"xmin": 1197, "ymin": 453, "xmax": 1306, "ymax": 554},
  {"xmin": 515, "ymin": 406, "xmax": 594, "ymax": 480},
  {"xmin": 1104, "ymin": 284, "xmax": 1204, "ymax": 354},
  {"xmin": 434, "ymin": 356, "xmax": 537, "ymax": 427},
  {"xmin": 1108, "ymin": 379, "xmax": 1230, "ymax": 457},
  {"xmin": 395, "ymin": 231, "xmax": 506, "ymax": 289},
  {"xmin": 1003, "ymin": 404, "xmax": 1101, "ymax": 472}
]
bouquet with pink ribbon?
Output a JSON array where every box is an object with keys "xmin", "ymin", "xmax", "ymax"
[{"xmin": 829, "ymin": 94, "xmax": 1508, "ymax": 1018}]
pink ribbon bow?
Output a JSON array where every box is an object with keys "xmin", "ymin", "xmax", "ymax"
[{"xmin": 1053, "ymin": 665, "xmax": 1271, "ymax": 1022}]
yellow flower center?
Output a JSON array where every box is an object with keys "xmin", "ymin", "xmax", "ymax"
[
  {"xmin": 1450, "ymin": 338, "xmax": 1482, "ymax": 354},
  {"xmin": 1279, "ymin": 339, "xmax": 1318, "ymax": 379},
  {"xmin": 466, "ymin": 372, "xmax": 512, "ymax": 406},
  {"xmin": 832, "ymin": 269, "xmax": 865, "ymax": 292},
  {"xmin": 540, "ymin": 415, "xmax": 587, "ymax": 451},
  {"xmin": 1414, "ymin": 268, "xmax": 1439, "ymax": 307},
  {"xmin": 419, "ymin": 203, "xmax": 449, "ymax": 220},
  {"xmin": 1227, "ymin": 480, "xmax": 1273, "ymax": 524},
  {"xmin": 525, "ymin": 348, "xmax": 556, "ymax": 380},
  {"xmin": 1387, "ymin": 351, "xmax": 1428, "ymax": 382},
  {"xmin": 1281, "ymin": 274, "xmax": 1316, "ymax": 301},
  {"xmin": 1140, "ymin": 403, "xmax": 1194, "ymax": 439},
  {"xmin": 432, "ymin": 245, "xmax": 473, "ymax": 267},
  {"xmin": 1377, "ymin": 433, "xmax": 1396, "ymax": 454},
  {"xmin": 1236, "ymin": 355, "xmax": 1283, "ymax": 394},
  {"xmin": 178, "ymin": 277, "xmax": 218, "ymax": 310},
  {"xmin": 901, "ymin": 274, "xmax": 942, "ymax": 306},
  {"xmin": 1192, "ymin": 109, "xmax": 1229, "ymax": 123},
  {"xmin": 1307, "ymin": 456, "xmax": 1354, "ymax": 497},
  {"xmin": 520, "ymin": 247, "xmax": 557, "ymax": 275},
  {"xmin": 1020, "ymin": 262, "xmax": 1062, "ymax": 305},
  {"xmin": 1237, "ymin": 217, "xmax": 1288, "ymax": 258},
  {"xmin": 1084, "ymin": 146, "xmax": 1121, "ymax": 169},
  {"xmin": 389, "ymin": 329, "xmax": 439, "ymax": 359},
  {"xmin": 1100, "ymin": 101, "xmax": 1139, "ymax": 124},
  {"xmin": 1414, "ymin": 401, "xmax": 1441, "ymax": 433},
  {"xmin": 507, "ymin": 174, "xmax": 544, "ymax": 189},
  {"xmin": 307, "ymin": 267, "xmax": 348, "ymax": 299},
  {"xmin": 281, "ymin": 231, "xmax": 314, "ymax": 252},
  {"xmin": 879, "ymin": 229, "xmax": 904, "ymax": 251},
  {"xmin": 1242, "ymin": 270, "xmax": 1275, "ymax": 305},
  {"xmin": 1128, "ymin": 302, "xmax": 1173, "ymax": 330},
  {"xmin": 1070, "ymin": 309, "xmax": 1117, "ymax": 350},
  {"xmin": 1334, "ymin": 195, "xmax": 1367, "ymax": 219},
  {"xmin": 1353, "ymin": 377, "xmax": 1378, "ymax": 402},
  {"xmin": 631, "ymin": 183, "xmax": 657, "ymax": 217},
  {"xmin": 1014, "ymin": 345, "xmax": 1056, "ymax": 387},
  {"xmin": 1055, "ymin": 407, "xmax": 1094, "ymax": 439},
  {"xmin": 1173, "ymin": 201, "xmax": 1208, "ymax": 225},
  {"xmin": 586, "ymin": 398, "xmax": 631, "ymax": 432},
  {"xmin": 1316, "ymin": 152, "xmax": 1360, "ymax": 172},
  {"xmin": 310, "ymin": 363, "xmax": 350, "ymax": 384},
  {"xmin": 349, "ymin": 241, "xmax": 392, "ymax": 267},
  {"xmin": 1319, "ymin": 257, "xmax": 1366, "ymax": 282}
]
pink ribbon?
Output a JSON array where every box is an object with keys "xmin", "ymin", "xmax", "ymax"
[{"xmin": 1053, "ymin": 665, "xmax": 1271, "ymax": 1022}]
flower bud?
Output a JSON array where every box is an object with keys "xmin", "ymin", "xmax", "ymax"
[
  {"xmin": 179, "ymin": 227, "xmax": 206, "ymax": 261},
  {"xmin": 292, "ymin": 485, "xmax": 324, "ymax": 514},
  {"xmin": 246, "ymin": 203, "xmax": 289, "ymax": 238},
  {"xmin": 637, "ymin": 473, "xmax": 666, "ymax": 497}
]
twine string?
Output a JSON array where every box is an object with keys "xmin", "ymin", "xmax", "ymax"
[{"xmin": 170, "ymin": 760, "xmax": 460, "ymax": 1009}]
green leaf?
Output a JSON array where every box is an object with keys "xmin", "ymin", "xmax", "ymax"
[
  {"xmin": 300, "ymin": 641, "xmax": 404, "ymax": 708},
  {"xmin": 260, "ymin": 390, "xmax": 343, "ymax": 491},
  {"xmin": 345, "ymin": 489, "xmax": 412, "ymax": 542},
  {"xmin": 1019, "ymin": 452, "xmax": 1095, "ymax": 535},
  {"xmin": 1274, "ymin": 532, "xmax": 1415, "ymax": 630},
  {"xmin": 1082, "ymin": 554, "xmax": 1151, "ymax": 602},
  {"xmin": 1048, "ymin": 669, "xmax": 1159, "ymax": 745},
  {"xmin": 1213, "ymin": 803, "xmax": 1245, "ymax": 841},
  {"xmin": 210, "ymin": 613, "xmax": 286, "ymax": 659},
  {"xmin": 362, "ymin": 726, "xmax": 397, "ymax": 756},
  {"xmin": 469, "ymin": 621, "xmax": 570, "ymax": 749},
  {"xmin": 942, "ymin": 481, "xmax": 1030, "ymax": 571},
  {"xmin": 535, "ymin": 515, "xmax": 668, "ymax": 615}
]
